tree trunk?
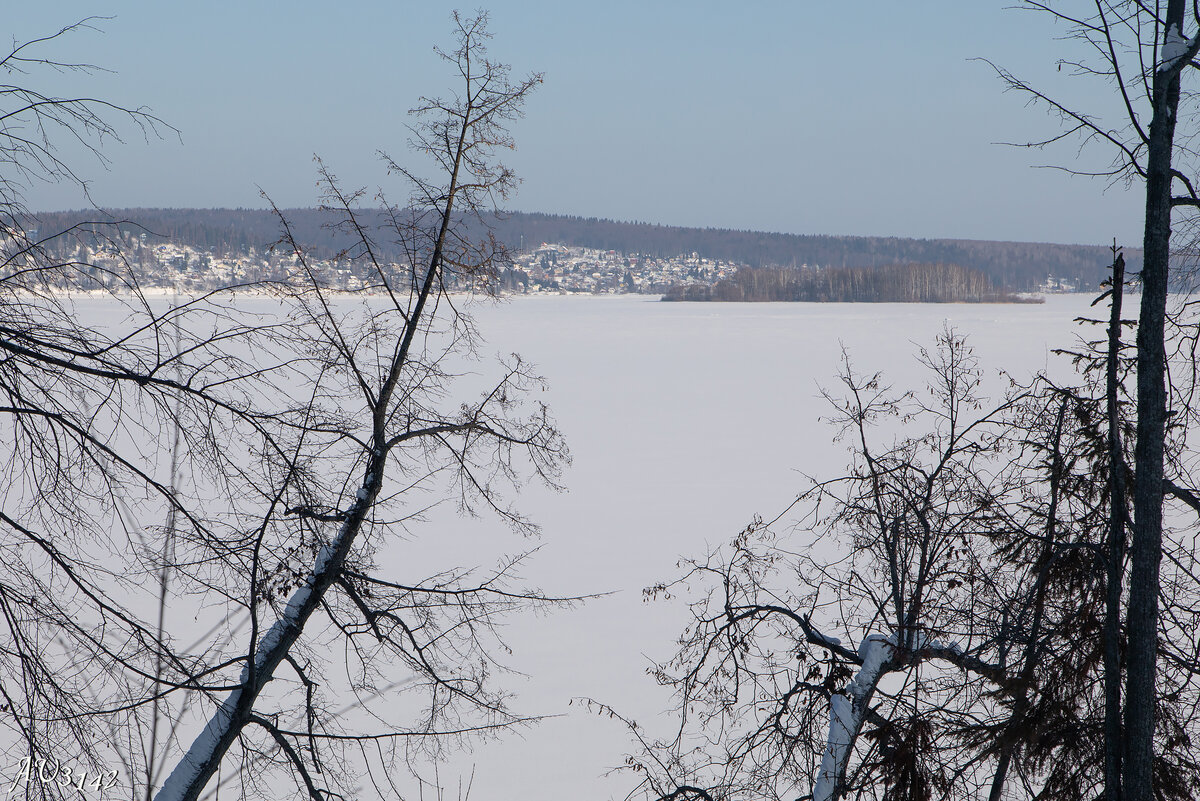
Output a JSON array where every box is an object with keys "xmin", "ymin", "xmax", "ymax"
[
  {"xmin": 1125, "ymin": 4, "xmax": 1185, "ymax": 799},
  {"xmin": 813, "ymin": 635, "xmax": 897, "ymax": 801},
  {"xmin": 155, "ymin": 450, "xmax": 385, "ymax": 801},
  {"xmin": 1105, "ymin": 248, "xmax": 1127, "ymax": 801}
]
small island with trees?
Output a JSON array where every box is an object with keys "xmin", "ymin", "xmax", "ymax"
[{"xmin": 663, "ymin": 262, "xmax": 1040, "ymax": 303}]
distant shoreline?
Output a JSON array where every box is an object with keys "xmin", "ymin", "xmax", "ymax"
[
  {"xmin": 25, "ymin": 208, "xmax": 1126, "ymax": 294},
  {"xmin": 47, "ymin": 287, "xmax": 1067, "ymax": 304},
  {"xmin": 660, "ymin": 295, "xmax": 1046, "ymax": 304}
]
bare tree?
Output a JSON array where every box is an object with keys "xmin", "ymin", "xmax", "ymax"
[
  {"xmin": 987, "ymin": 5, "xmax": 1200, "ymax": 798},
  {"xmin": 622, "ymin": 316, "xmax": 1200, "ymax": 801},
  {"xmin": 2, "ymin": 12, "xmax": 569, "ymax": 801},
  {"xmin": 156, "ymin": 17, "xmax": 564, "ymax": 800},
  {"xmin": 0, "ymin": 18, "xmax": 198, "ymax": 801},
  {"xmin": 0, "ymin": 17, "xmax": 171, "ymax": 228}
]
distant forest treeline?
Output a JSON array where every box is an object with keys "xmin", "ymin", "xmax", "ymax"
[
  {"xmin": 665, "ymin": 263, "xmax": 1036, "ymax": 303},
  {"xmin": 28, "ymin": 208, "xmax": 1132, "ymax": 292}
]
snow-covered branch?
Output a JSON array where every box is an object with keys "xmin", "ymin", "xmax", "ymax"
[
  {"xmin": 156, "ymin": 473, "xmax": 377, "ymax": 801},
  {"xmin": 1159, "ymin": 23, "xmax": 1200, "ymax": 73},
  {"xmin": 812, "ymin": 634, "xmax": 898, "ymax": 801}
]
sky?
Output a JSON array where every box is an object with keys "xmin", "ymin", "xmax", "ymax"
[{"xmin": 8, "ymin": 2, "xmax": 1148, "ymax": 247}]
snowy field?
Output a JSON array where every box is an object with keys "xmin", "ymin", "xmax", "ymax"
[
  {"xmin": 411, "ymin": 293, "xmax": 1097, "ymax": 800},
  {"xmin": 37, "ymin": 293, "xmax": 1101, "ymax": 800}
]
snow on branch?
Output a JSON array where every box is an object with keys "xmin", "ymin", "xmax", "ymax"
[
  {"xmin": 1159, "ymin": 23, "xmax": 1200, "ymax": 73},
  {"xmin": 806, "ymin": 626, "xmax": 1007, "ymax": 801},
  {"xmin": 156, "ymin": 484, "xmax": 372, "ymax": 801},
  {"xmin": 813, "ymin": 634, "xmax": 898, "ymax": 801}
]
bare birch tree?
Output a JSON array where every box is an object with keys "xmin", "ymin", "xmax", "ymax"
[{"xmin": 2, "ymin": 12, "xmax": 568, "ymax": 801}]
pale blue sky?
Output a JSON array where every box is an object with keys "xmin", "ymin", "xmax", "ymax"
[{"xmin": 10, "ymin": 2, "xmax": 1145, "ymax": 246}]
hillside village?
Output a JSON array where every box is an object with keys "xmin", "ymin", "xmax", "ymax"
[
  {"xmin": 37, "ymin": 234, "xmax": 744, "ymax": 295},
  {"xmin": 6, "ymin": 223, "xmax": 1088, "ymax": 298},
  {"xmin": 510, "ymin": 243, "xmax": 740, "ymax": 294},
  {"xmin": 22, "ymin": 208, "xmax": 1125, "ymax": 295}
]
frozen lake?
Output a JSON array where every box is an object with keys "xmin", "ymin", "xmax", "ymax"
[
  {"xmin": 416, "ymin": 293, "xmax": 1097, "ymax": 800},
  {"xmin": 17, "ymin": 292, "xmax": 1103, "ymax": 800}
]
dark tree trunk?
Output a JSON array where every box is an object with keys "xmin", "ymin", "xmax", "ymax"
[
  {"xmin": 1105, "ymin": 248, "xmax": 1127, "ymax": 801},
  {"xmin": 1124, "ymin": 4, "xmax": 1185, "ymax": 799}
]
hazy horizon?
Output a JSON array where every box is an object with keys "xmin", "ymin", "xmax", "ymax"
[
  {"xmin": 11, "ymin": 4, "xmax": 1146, "ymax": 247},
  {"xmin": 22, "ymin": 204, "xmax": 1143, "ymax": 251}
]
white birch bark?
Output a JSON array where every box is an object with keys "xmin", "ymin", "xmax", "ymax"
[
  {"xmin": 155, "ymin": 479, "xmax": 376, "ymax": 801},
  {"xmin": 812, "ymin": 634, "xmax": 896, "ymax": 801}
]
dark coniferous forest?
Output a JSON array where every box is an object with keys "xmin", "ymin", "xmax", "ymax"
[{"xmin": 664, "ymin": 262, "xmax": 1036, "ymax": 303}]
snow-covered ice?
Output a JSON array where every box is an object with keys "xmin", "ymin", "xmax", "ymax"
[{"xmin": 57, "ymin": 292, "xmax": 1099, "ymax": 801}]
